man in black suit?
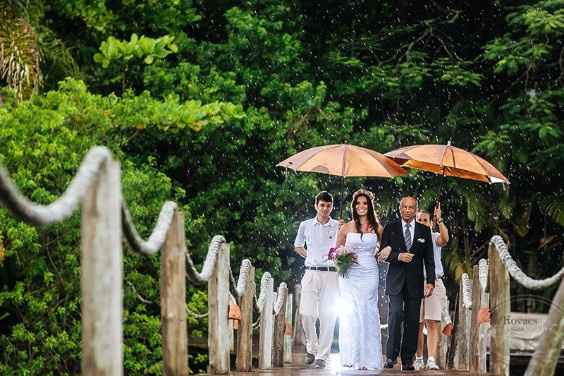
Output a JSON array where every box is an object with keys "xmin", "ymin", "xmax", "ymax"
[{"xmin": 377, "ymin": 196, "xmax": 435, "ymax": 371}]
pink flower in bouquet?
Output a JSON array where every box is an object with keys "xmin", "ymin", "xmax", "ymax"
[{"xmin": 328, "ymin": 246, "xmax": 357, "ymax": 277}]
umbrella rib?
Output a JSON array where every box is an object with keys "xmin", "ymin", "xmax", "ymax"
[
  {"xmin": 450, "ymin": 147, "xmax": 456, "ymax": 171},
  {"xmin": 439, "ymin": 143, "xmax": 451, "ymax": 175},
  {"xmin": 291, "ymin": 144, "xmax": 340, "ymax": 170}
]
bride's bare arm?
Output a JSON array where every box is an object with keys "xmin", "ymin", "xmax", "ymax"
[
  {"xmin": 376, "ymin": 223, "xmax": 384, "ymax": 239},
  {"xmin": 336, "ymin": 223, "xmax": 348, "ymax": 248}
]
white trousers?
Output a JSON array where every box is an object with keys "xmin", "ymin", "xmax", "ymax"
[{"xmin": 300, "ymin": 270, "xmax": 339, "ymax": 360}]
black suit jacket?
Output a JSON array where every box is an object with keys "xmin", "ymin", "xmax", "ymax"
[{"xmin": 380, "ymin": 219, "xmax": 435, "ymax": 298}]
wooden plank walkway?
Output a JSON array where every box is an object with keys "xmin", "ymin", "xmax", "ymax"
[
  {"xmin": 208, "ymin": 354, "xmax": 491, "ymax": 375},
  {"xmin": 229, "ymin": 366, "xmax": 486, "ymax": 375}
]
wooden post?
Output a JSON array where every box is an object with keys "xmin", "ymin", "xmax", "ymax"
[
  {"xmin": 479, "ymin": 265, "xmax": 489, "ymax": 374},
  {"xmin": 292, "ymin": 284, "xmax": 304, "ymax": 346},
  {"xmin": 469, "ymin": 265, "xmax": 481, "ymax": 373},
  {"xmin": 479, "ymin": 290, "xmax": 490, "ymax": 373},
  {"xmin": 283, "ymin": 293, "xmax": 293, "ymax": 363},
  {"xmin": 258, "ymin": 276, "xmax": 274, "ymax": 369},
  {"xmin": 453, "ymin": 281, "xmax": 469, "ymax": 370},
  {"xmin": 236, "ymin": 266, "xmax": 255, "ymax": 372},
  {"xmin": 81, "ymin": 158, "xmax": 123, "ymax": 375},
  {"xmin": 489, "ymin": 242, "xmax": 510, "ymax": 376},
  {"xmin": 525, "ymin": 275, "xmax": 564, "ymax": 376},
  {"xmin": 208, "ymin": 242, "xmax": 230, "ymax": 374},
  {"xmin": 272, "ymin": 283, "xmax": 288, "ymax": 367},
  {"xmin": 161, "ymin": 210, "xmax": 188, "ymax": 376}
]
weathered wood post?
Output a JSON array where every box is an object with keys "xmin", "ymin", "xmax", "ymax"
[
  {"xmin": 283, "ymin": 293, "xmax": 293, "ymax": 363},
  {"xmin": 469, "ymin": 265, "xmax": 481, "ymax": 373},
  {"xmin": 81, "ymin": 158, "xmax": 123, "ymax": 375},
  {"xmin": 292, "ymin": 284, "xmax": 304, "ymax": 346},
  {"xmin": 525, "ymin": 275, "xmax": 564, "ymax": 376},
  {"xmin": 453, "ymin": 275, "xmax": 470, "ymax": 370},
  {"xmin": 272, "ymin": 283, "xmax": 288, "ymax": 367},
  {"xmin": 236, "ymin": 265, "xmax": 255, "ymax": 372},
  {"xmin": 478, "ymin": 259, "xmax": 489, "ymax": 374},
  {"xmin": 208, "ymin": 241, "xmax": 231, "ymax": 374},
  {"xmin": 489, "ymin": 242, "xmax": 510, "ymax": 376},
  {"xmin": 161, "ymin": 210, "xmax": 188, "ymax": 376},
  {"xmin": 258, "ymin": 274, "xmax": 274, "ymax": 369}
]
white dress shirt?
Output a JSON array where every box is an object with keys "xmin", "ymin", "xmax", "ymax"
[{"xmin": 294, "ymin": 216, "xmax": 339, "ymax": 267}]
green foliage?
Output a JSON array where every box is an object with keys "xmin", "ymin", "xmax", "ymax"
[
  {"xmin": 0, "ymin": 80, "xmax": 208, "ymax": 374},
  {"xmin": 1, "ymin": 0, "xmax": 563, "ymax": 373},
  {"xmin": 94, "ymin": 34, "xmax": 178, "ymax": 68}
]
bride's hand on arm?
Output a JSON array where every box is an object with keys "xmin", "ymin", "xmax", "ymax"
[{"xmin": 377, "ymin": 245, "xmax": 391, "ymax": 262}]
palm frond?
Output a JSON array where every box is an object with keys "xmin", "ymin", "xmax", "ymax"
[
  {"xmin": 539, "ymin": 195, "xmax": 564, "ymax": 227},
  {"xmin": 0, "ymin": 4, "xmax": 43, "ymax": 100}
]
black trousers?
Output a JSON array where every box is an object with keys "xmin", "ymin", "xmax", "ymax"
[{"xmin": 386, "ymin": 287, "xmax": 422, "ymax": 365}]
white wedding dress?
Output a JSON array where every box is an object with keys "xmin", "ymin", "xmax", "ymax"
[{"xmin": 338, "ymin": 232, "xmax": 383, "ymax": 370}]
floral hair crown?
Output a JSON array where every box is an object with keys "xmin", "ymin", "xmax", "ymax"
[{"xmin": 352, "ymin": 188, "xmax": 375, "ymax": 202}]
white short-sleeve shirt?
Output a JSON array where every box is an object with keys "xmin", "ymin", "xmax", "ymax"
[{"xmin": 294, "ymin": 217, "xmax": 339, "ymax": 267}]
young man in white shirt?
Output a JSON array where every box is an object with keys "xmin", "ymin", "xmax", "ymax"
[
  {"xmin": 414, "ymin": 203, "xmax": 449, "ymax": 370},
  {"xmin": 294, "ymin": 191, "xmax": 340, "ymax": 369}
]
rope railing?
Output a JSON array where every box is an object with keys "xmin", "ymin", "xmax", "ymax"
[
  {"xmin": 122, "ymin": 201, "xmax": 177, "ymax": 255},
  {"xmin": 478, "ymin": 258, "xmax": 488, "ymax": 290},
  {"xmin": 490, "ymin": 235, "xmax": 564, "ymax": 289},
  {"xmin": 451, "ymin": 235, "xmax": 564, "ymax": 376},
  {"xmin": 185, "ymin": 235, "xmax": 224, "ymax": 285},
  {"xmin": 273, "ymin": 282, "xmax": 288, "ymax": 315},
  {"xmin": 488, "ymin": 235, "xmax": 564, "ymax": 376},
  {"xmin": 461, "ymin": 272, "xmax": 472, "ymax": 309},
  {"xmin": 0, "ymin": 146, "xmax": 110, "ymax": 225},
  {"xmin": 0, "ymin": 146, "xmax": 292, "ymax": 376},
  {"xmin": 235, "ymin": 259, "xmax": 252, "ymax": 298},
  {"xmin": 257, "ymin": 272, "xmax": 274, "ymax": 313}
]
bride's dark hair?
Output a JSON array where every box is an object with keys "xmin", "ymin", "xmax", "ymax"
[{"xmin": 351, "ymin": 189, "xmax": 381, "ymax": 241}]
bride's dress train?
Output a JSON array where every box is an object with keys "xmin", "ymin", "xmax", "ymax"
[{"xmin": 339, "ymin": 232, "xmax": 383, "ymax": 370}]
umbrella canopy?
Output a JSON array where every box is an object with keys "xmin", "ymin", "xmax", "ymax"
[
  {"xmin": 277, "ymin": 144, "xmax": 406, "ymax": 219},
  {"xmin": 277, "ymin": 144, "xmax": 407, "ymax": 178},
  {"xmin": 385, "ymin": 142, "xmax": 509, "ymax": 184}
]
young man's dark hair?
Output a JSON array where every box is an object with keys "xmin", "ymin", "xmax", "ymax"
[{"xmin": 315, "ymin": 191, "xmax": 333, "ymax": 205}]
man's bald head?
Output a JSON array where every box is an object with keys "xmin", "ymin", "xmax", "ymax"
[{"xmin": 399, "ymin": 196, "xmax": 417, "ymax": 223}]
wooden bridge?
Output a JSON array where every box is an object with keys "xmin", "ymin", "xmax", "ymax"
[{"xmin": 0, "ymin": 146, "xmax": 563, "ymax": 376}]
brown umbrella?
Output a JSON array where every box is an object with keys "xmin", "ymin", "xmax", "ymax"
[
  {"xmin": 385, "ymin": 141, "xmax": 509, "ymax": 184},
  {"xmin": 277, "ymin": 144, "xmax": 407, "ymax": 217}
]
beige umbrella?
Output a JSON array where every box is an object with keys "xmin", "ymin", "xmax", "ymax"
[
  {"xmin": 385, "ymin": 141, "xmax": 509, "ymax": 184},
  {"xmin": 277, "ymin": 144, "xmax": 407, "ymax": 217},
  {"xmin": 277, "ymin": 144, "xmax": 407, "ymax": 178}
]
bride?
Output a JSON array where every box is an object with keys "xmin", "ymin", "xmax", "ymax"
[{"xmin": 335, "ymin": 189, "xmax": 388, "ymax": 370}]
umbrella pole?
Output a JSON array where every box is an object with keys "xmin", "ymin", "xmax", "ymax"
[
  {"xmin": 438, "ymin": 169, "xmax": 447, "ymax": 206},
  {"xmin": 339, "ymin": 176, "xmax": 345, "ymax": 220}
]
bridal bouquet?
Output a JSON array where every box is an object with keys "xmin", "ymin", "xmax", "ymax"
[{"xmin": 328, "ymin": 245, "xmax": 357, "ymax": 277}]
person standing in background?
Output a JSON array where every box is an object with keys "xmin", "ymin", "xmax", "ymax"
[{"xmin": 414, "ymin": 203, "xmax": 449, "ymax": 370}]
